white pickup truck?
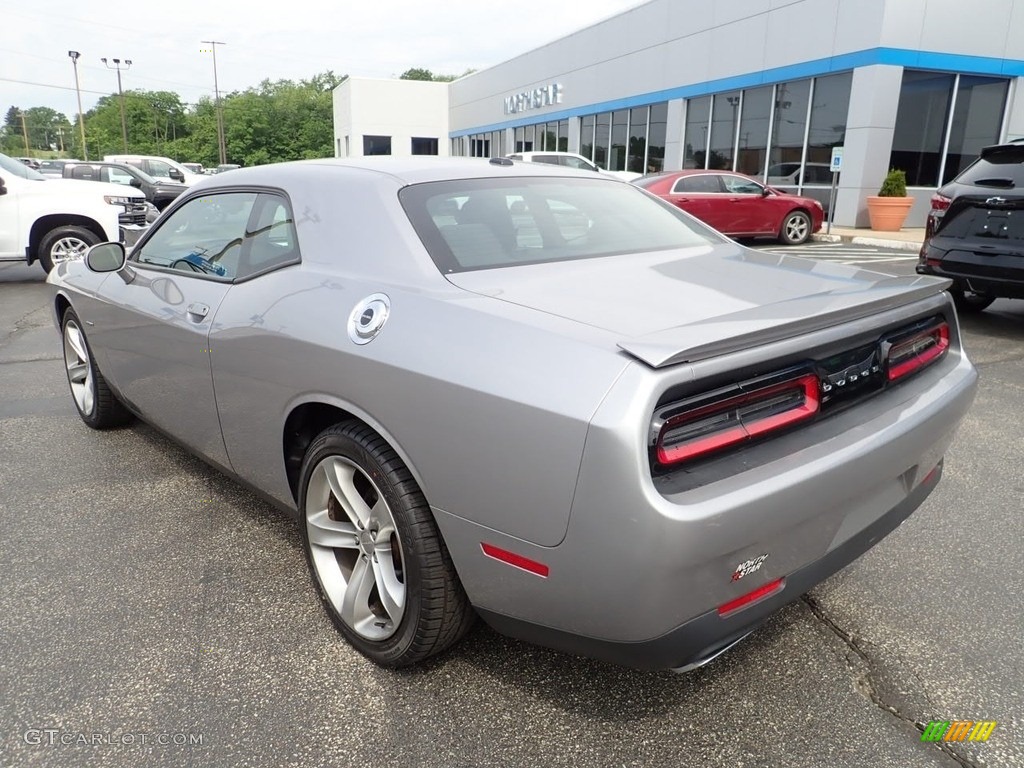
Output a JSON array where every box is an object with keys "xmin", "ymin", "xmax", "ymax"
[{"xmin": 0, "ymin": 152, "xmax": 148, "ymax": 273}]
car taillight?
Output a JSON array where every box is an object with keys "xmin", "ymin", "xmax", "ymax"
[
  {"xmin": 930, "ymin": 192, "xmax": 952, "ymax": 212},
  {"xmin": 654, "ymin": 373, "xmax": 819, "ymax": 466},
  {"xmin": 883, "ymin": 321, "xmax": 950, "ymax": 382}
]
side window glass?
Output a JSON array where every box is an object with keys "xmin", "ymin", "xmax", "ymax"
[
  {"xmin": 675, "ymin": 175, "xmax": 721, "ymax": 194},
  {"xmin": 236, "ymin": 193, "xmax": 300, "ymax": 279},
  {"xmin": 562, "ymin": 156, "xmax": 598, "ymax": 172},
  {"xmin": 533, "ymin": 155, "xmax": 559, "ymax": 166},
  {"xmin": 108, "ymin": 167, "xmax": 133, "ymax": 186},
  {"xmin": 147, "ymin": 160, "xmax": 172, "ymax": 179},
  {"xmin": 133, "ymin": 192, "xmax": 258, "ymax": 280},
  {"xmin": 723, "ymin": 176, "xmax": 763, "ymax": 194}
]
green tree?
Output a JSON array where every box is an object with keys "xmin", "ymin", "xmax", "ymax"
[{"xmin": 400, "ymin": 67, "xmax": 435, "ymax": 81}]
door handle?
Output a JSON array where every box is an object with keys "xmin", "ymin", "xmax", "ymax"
[
  {"xmin": 187, "ymin": 302, "xmax": 210, "ymax": 320},
  {"xmin": 728, "ymin": 197, "xmax": 741, "ymax": 202},
  {"xmin": 676, "ymin": 198, "xmax": 690, "ymax": 204}
]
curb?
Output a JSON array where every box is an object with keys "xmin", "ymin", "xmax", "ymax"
[{"xmin": 811, "ymin": 233, "xmax": 922, "ymax": 252}]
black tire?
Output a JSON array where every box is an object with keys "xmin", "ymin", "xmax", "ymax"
[
  {"xmin": 39, "ymin": 226, "xmax": 101, "ymax": 273},
  {"xmin": 778, "ymin": 210, "xmax": 812, "ymax": 245},
  {"xmin": 60, "ymin": 308, "xmax": 132, "ymax": 429},
  {"xmin": 298, "ymin": 421, "xmax": 474, "ymax": 667},
  {"xmin": 951, "ymin": 289, "xmax": 995, "ymax": 314}
]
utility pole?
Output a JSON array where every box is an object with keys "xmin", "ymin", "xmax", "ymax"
[
  {"xmin": 68, "ymin": 51, "xmax": 88, "ymax": 160},
  {"xmin": 201, "ymin": 40, "xmax": 227, "ymax": 165},
  {"xmin": 18, "ymin": 111, "xmax": 30, "ymax": 156},
  {"xmin": 101, "ymin": 57, "xmax": 132, "ymax": 153}
]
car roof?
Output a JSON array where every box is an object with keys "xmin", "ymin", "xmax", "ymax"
[{"xmin": 197, "ymin": 156, "xmax": 607, "ymax": 187}]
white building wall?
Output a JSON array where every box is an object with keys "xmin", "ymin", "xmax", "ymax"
[{"xmin": 333, "ymin": 78, "xmax": 450, "ymax": 158}]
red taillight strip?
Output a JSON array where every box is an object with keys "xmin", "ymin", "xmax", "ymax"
[
  {"xmin": 481, "ymin": 543, "xmax": 550, "ymax": 578},
  {"xmin": 886, "ymin": 322, "xmax": 950, "ymax": 382},
  {"xmin": 718, "ymin": 577, "xmax": 785, "ymax": 618},
  {"xmin": 656, "ymin": 374, "xmax": 819, "ymax": 465}
]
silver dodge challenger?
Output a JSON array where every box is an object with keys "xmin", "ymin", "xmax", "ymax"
[{"xmin": 48, "ymin": 157, "xmax": 978, "ymax": 671}]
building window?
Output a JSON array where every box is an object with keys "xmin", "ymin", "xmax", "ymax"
[
  {"xmin": 363, "ymin": 135, "xmax": 391, "ymax": 156},
  {"xmin": 412, "ymin": 137, "xmax": 439, "ymax": 155},
  {"xmin": 580, "ymin": 115, "xmax": 596, "ymax": 161},
  {"xmin": 594, "ymin": 112, "xmax": 611, "ymax": 168},
  {"xmin": 627, "ymin": 106, "xmax": 648, "ymax": 174},
  {"xmin": 684, "ymin": 96, "xmax": 711, "ymax": 169},
  {"xmin": 647, "ymin": 102, "xmax": 667, "ymax": 173},
  {"xmin": 710, "ymin": 91, "xmax": 741, "ymax": 170},
  {"xmin": 557, "ymin": 120, "xmax": 568, "ymax": 151},
  {"xmin": 609, "ymin": 110, "xmax": 628, "ymax": 171},
  {"xmin": 736, "ymin": 86, "xmax": 772, "ymax": 179},
  {"xmin": 806, "ymin": 72, "xmax": 851, "ymax": 182},
  {"xmin": 767, "ymin": 80, "xmax": 811, "ymax": 189},
  {"xmin": 890, "ymin": 71, "xmax": 954, "ymax": 187},
  {"xmin": 942, "ymin": 75, "xmax": 1009, "ymax": 184}
]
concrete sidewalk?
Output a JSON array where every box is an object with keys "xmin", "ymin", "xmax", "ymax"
[{"xmin": 813, "ymin": 226, "xmax": 925, "ymax": 251}]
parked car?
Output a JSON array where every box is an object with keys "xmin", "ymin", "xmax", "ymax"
[
  {"xmin": 766, "ymin": 162, "xmax": 834, "ymax": 187},
  {"xmin": 0, "ymin": 152, "xmax": 146, "ymax": 272},
  {"xmin": 213, "ymin": 163, "xmax": 241, "ymax": 174},
  {"xmin": 634, "ymin": 169, "xmax": 824, "ymax": 245},
  {"xmin": 48, "ymin": 157, "xmax": 976, "ymax": 671},
  {"xmin": 506, "ymin": 151, "xmax": 642, "ymax": 181},
  {"xmin": 917, "ymin": 141, "xmax": 1024, "ymax": 312},
  {"xmin": 17, "ymin": 157, "xmax": 41, "ymax": 170},
  {"xmin": 64, "ymin": 162, "xmax": 188, "ymax": 211},
  {"xmin": 181, "ymin": 162, "xmax": 205, "ymax": 175},
  {"xmin": 102, "ymin": 154, "xmax": 203, "ymax": 186}
]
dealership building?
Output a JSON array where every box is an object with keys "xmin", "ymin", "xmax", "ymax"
[{"xmin": 333, "ymin": 0, "xmax": 1024, "ymax": 226}]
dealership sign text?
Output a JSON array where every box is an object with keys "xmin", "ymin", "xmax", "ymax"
[{"xmin": 504, "ymin": 83, "xmax": 563, "ymax": 115}]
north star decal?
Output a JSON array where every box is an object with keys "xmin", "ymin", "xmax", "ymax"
[{"xmin": 731, "ymin": 554, "xmax": 768, "ymax": 582}]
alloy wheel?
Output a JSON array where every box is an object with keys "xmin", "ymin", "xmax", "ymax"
[
  {"xmin": 305, "ymin": 456, "xmax": 407, "ymax": 641},
  {"xmin": 63, "ymin": 319, "xmax": 95, "ymax": 416}
]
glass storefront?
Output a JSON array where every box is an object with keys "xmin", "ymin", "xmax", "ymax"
[
  {"xmin": 891, "ymin": 70, "xmax": 1009, "ymax": 187},
  {"xmin": 578, "ymin": 102, "xmax": 668, "ymax": 173},
  {"xmin": 683, "ymin": 74, "xmax": 850, "ymax": 210}
]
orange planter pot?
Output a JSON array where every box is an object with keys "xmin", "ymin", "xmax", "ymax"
[{"xmin": 866, "ymin": 196, "xmax": 914, "ymax": 231}]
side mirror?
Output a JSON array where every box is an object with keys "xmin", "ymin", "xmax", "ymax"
[
  {"xmin": 0, "ymin": 176, "xmax": 6, "ymax": 196},
  {"xmin": 85, "ymin": 242, "xmax": 126, "ymax": 273},
  {"xmin": 130, "ymin": 178, "xmax": 143, "ymax": 188},
  {"xmin": 169, "ymin": 169, "xmax": 185, "ymax": 182},
  {"xmin": 762, "ymin": 186, "xmax": 772, "ymax": 197}
]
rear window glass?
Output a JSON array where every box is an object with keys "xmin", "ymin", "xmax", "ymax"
[
  {"xmin": 954, "ymin": 147, "xmax": 1024, "ymax": 189},
  {"xmin": 400, "ymin": 177, "xmax": 717, "ymax": 273}
]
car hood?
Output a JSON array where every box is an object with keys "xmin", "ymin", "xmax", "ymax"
[{"xmin": 446, "ymin": 244, "xmax": 950, "ymax": 367}]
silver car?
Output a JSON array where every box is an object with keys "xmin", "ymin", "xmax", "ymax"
[{"xmin": 48, "ymin": 157, "xmax": 977, "ymax": 671}]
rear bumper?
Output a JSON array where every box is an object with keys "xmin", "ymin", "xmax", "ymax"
[
  {"xmin": 478, "ymin": 462, "xmax": 940, "ymax": 670},
  {"xmin": 918, "ymin": 246, "xmax": 1024, "ymax": 298}
]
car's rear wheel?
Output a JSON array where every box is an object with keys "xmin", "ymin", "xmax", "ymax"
[
  {"xmin": 61, "ymin": 309, "xmax": 132, "ymax": 429},
  {"xmin": 778, "ymin": 210, "xmax": 812, "ymax": 245},
  {"xmin": 951, "ymin": 289, "xmax": 995, "ymax": 313},
  {"xmin": 40, "ymin": 226, "xmax": 101, "ymax": 273},
  {"xmin": 298, "ymin": 422, "xmax": 473, "ymax": 667}
]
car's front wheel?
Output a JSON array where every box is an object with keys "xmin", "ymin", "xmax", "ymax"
[
  {"xmin": 951, "ymin": 289, "xmax": 995, "ymax": 313},
  {"xmin": 778, "ymin": 210, "xmax": 812, "ymax": 245},
  {"xmin": 61, "ymin": 309, "xmax": 132, "ymax": 429},
  {"xmin": 39, "ymin": 226, "xmax": 101, "ymax": 273},
  {"xmin": 298, "ymin": 422, "xmax": 474, "ymax": 667}
]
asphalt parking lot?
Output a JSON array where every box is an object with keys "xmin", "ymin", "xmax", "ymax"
[{"xmin": 1, "ymin": 245, "xmax": 1021, "ymax": 768}]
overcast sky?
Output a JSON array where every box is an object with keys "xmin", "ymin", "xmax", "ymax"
[{"xmin": 3, "ymin": 0, "xmax": 645, "ymax": 121}]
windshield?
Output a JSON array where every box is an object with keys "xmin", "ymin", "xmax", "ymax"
[
  {"xmin": 400, "ymin": 176, "xmax": 718, "ymax": 273},
  {"xmin": 0, "ymin": 153, "xmax": 46, "ymax": 180}
]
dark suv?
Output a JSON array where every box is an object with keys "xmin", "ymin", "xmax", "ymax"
[
  {"xmin": 63, "ymin": 162, "xmax": 187, "ymax": 212},
  {"xmin": 917, "ymin": 142, "xmax": 1024, "ymax": 312}
]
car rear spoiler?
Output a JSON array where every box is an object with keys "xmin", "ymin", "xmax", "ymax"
[{"xmin": 617, "ymin": 276, "xmax": 952, "ymax": 368}]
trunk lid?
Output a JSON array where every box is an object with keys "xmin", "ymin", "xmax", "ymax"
[{"xmin": 447, "ymin": 244, "xmax": 951, "ymax": 367}]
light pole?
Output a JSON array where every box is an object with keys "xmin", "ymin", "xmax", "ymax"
[
  {"xmin": 101, "ymin": 56, "xmax": 132, "ymax": 153},
  {"xmin": 17, "ymin": 111, "xmax": 30, "ymax": 156},
  {"xmin": 201, "ymin": 40, "xmax": 227, "ymax": 165},
  {"xmin": 68, "ymin": 50, "xmax": 88, "ymax": 160}
]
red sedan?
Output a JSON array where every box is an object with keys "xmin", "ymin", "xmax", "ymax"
[{"xmin": 634, "ymin": 170, "xmax": 824, "ymax": 245}]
